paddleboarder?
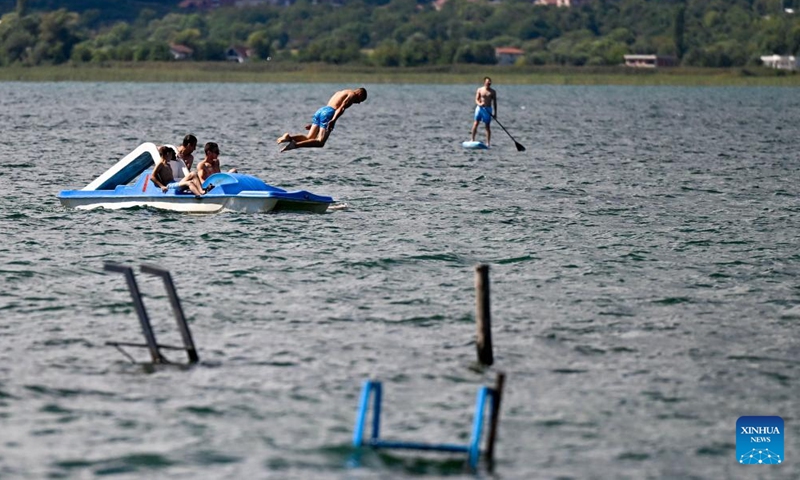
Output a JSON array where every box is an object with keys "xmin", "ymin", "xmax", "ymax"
[{"xmin": 470, "ymin": 77, "xmax": 497, "ymax": 147}]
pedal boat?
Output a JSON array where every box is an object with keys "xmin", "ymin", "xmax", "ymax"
[{"xmin": 57, "ymin": 143, "xmax": 333, "ymax": 214}]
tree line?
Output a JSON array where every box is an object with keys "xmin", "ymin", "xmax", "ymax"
[{"xmin": 1, "ymin": 0, "xmax": 800, "ymax": 68}]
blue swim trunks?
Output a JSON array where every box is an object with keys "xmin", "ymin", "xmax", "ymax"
[
  {"xmin": 312, "ymin": 106, "xmax": 336, "ymax": 131},
  {"xmin": 474, "ymin": 106, "xmax": 493, "ymax": 125},
  {"xmin": 166, "ymin": 181, "xmax": 182, "ymax": 190}
]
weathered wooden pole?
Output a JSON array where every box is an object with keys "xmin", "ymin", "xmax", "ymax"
[
  {"xmin": 475, "ymin": 264, "xmax": 493, "ymax": 366},
  {"xmin": 485, "ymin": 371, "xmax": 505, "ymax": 468}
]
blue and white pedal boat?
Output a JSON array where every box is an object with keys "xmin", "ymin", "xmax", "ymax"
[{"xmin": 58, "ymin": 143, "xmax": 334, "ymax": 214}]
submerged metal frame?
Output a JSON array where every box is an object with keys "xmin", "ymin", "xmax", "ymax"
[
  {"xmin": 352, "ymin": 376, "xmax": 504, "ymax": 470},
  {"xmin": 104, "ymin": 262, "xmax": 198, "ymax": 365}
]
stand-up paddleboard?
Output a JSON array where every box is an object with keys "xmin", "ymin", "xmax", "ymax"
[{"xmin": 462, "ymin": 141, "xmax": 489, "ymax": 150}]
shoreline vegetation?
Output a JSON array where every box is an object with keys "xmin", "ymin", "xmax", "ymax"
[{"xmin": 1, "ymin": 63, "xmax": 799, "ymax": 86}]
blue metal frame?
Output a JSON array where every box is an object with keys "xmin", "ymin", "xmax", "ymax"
[{"xmin": 352, "ymin": 380, "xmax": 495, "ymax": 470}]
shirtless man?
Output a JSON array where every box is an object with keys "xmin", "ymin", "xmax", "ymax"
[
  {"xmin": 176, "ymin": 134, "xmax": 197, "ymax": 171},
  {"xmin": 470, "ymin": 77, "xmax": 497, "ymax": 147},
  {"xmin": 168, "ymin": 134, "xmax": 205, "ymax": 186},
  {"xmin": 277, "ymin": 87, "xmax": 367, "ymax": 152},
  {"xmin": 197, "ymin": 142, "xmax": 237, "ymax": 184}
]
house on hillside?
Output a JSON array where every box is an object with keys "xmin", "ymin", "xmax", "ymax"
[
  {"xmin": 237, "ymin": 0, "xmax": 287, "ymax": 5},
  {"xmin": 178, "ymin": 0, "xmax": 201, "ymax": 8},
  {"xmin": 179, "ymin": 0, "xmax": 236, "ymax": 10},
  {"xmin": 760, "ymin": 55, "xmax": 798, "ymax": 70},
  {"xmin": 534, "ymin": 0, "xmax": 586, "ymax": 7},
  {"xmin": 495, "ymin": 47, "xmax": 525, "ymax": 65},
  {"xmin": 226, "ymin": 45, "xmax": 251, "ymax": 63},
  {"xmin": 623, "ymin": 54, "xmax": 678, "ymax": 68},
  {"xmin": 169, "ymin": 44, "xmax": 194, "ymax": 61}
]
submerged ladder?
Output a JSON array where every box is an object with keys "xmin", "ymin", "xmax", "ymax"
[
  {"xmin": 352, "ymin": 372, "xmax": 505, "ymax": 470},
  {"xmin": 104, "ymin": 262, "xmax": 198, "ymax": 365}
]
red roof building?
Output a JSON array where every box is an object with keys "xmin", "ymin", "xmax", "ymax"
[
  {"xmin": 534, "ymin": 0, "xmax": 586, "ymax": 6},
  {"xmin": 495, "ymin": 47, "xmax": 525, "ymax": 65},
  {"xmin": 169, "ymin": 44, "xmax": 194, "ymax": 60},
  {"xmin": 226, "ymin": 45, "xmax": 251, "ymax": 63},
  {"xmin": 178, "ymin": 0, "xmax": 236, "ymax": 10}
]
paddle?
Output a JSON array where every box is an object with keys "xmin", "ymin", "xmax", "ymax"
[{"xmin": 492, "ymin": 115, "xmax": 525, "ymax": 152}]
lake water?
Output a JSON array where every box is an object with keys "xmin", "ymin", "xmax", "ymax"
[{"xmin": 0, "ymin": 82, "xmax": 798, "ymax": 479}]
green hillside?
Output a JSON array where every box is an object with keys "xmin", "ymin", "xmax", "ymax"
[
  {"xmin": 1, "ymin": 0, "xmax": 799, "ymax": 69},
  {"xmin": 0, "ymin": 0, "xmax": 179, "ymax": 23}
]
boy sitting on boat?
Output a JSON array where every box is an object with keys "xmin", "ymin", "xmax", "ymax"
[
  {"xmin": 151, "ymin": 145, "xmax": 207, "ymax": 196},
  {"xmin": 197, "ymin": 142, "xmax": 237, "ymax": 184}
]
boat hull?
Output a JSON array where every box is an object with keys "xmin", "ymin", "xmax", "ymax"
[{"xmin": 58, "ymin": 193, "xmax": 329, "ymax": 214}]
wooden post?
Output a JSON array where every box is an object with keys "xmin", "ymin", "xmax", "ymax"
[
  {"xmin": 475, "ymin": 264, "xmax": 493, "ymax": 366},
  {"xmin": 486, "ymin": 372, "xmax": 505, "ymax": 468}
]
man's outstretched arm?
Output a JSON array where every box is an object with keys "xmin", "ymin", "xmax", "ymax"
[{"xmin": 329, "ymin": 93, "xmax": 355, "ymax": 127}]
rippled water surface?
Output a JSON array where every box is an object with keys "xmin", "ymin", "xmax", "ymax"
[{"xmin": 1, "ymin": 82, "xmax": 799, "ymax": 479}]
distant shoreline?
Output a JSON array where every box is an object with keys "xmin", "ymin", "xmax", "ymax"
[{"xmin": 1, "ymin": 63, "xmax": 799, "ymax": 86}]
